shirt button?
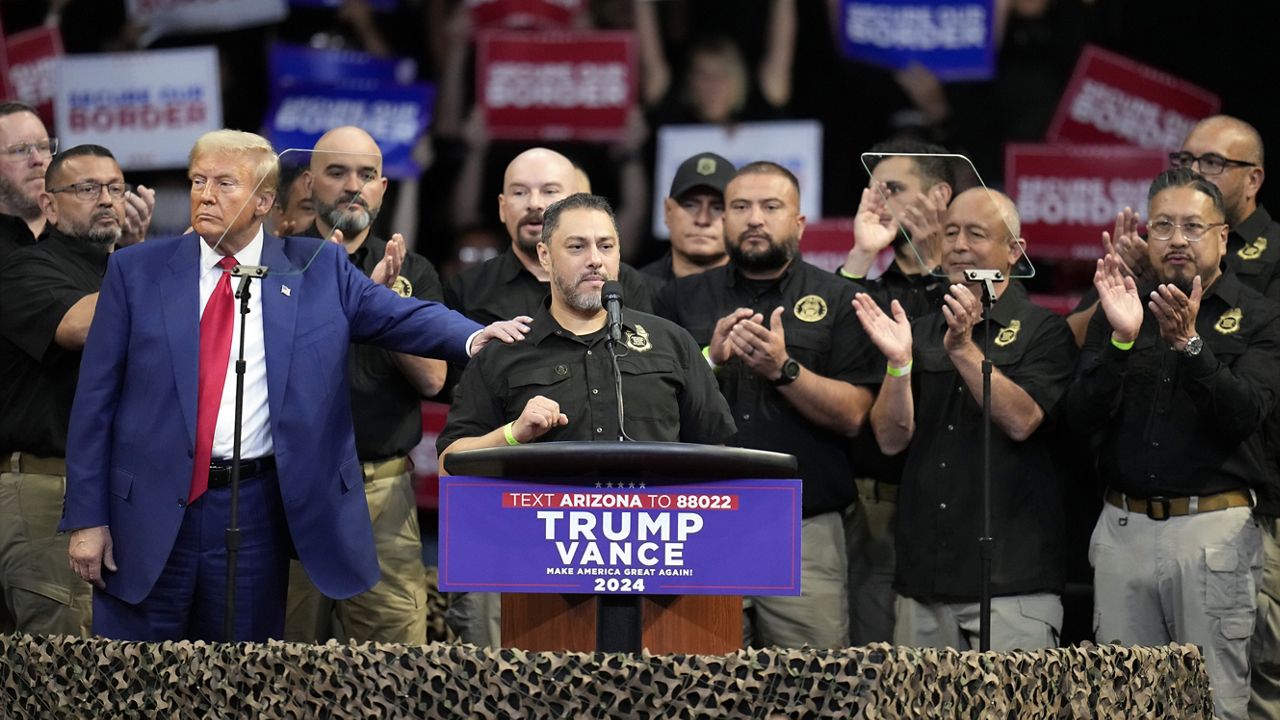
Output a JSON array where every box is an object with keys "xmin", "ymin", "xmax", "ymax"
[
  {"xmin": 742, "ymin": 413, "xmax": 751, "ymax": 421},
  {"xmin": 1151, "ymin": 441, "xmax": 1159, "ymax": 448},
  {"xmin": 177, "ymin": 499, "xmax": 186, "ymax": 508},
  {"xmin": 591, "ymin": 388, "xmax": 599, "ymax": 395},
  {"xmin": 939, "ymin": 503, "xmax": 947, "ymax": 510},
  {"xmin": 939, "ymin": 462, "xmax": 947, "ymax": 469},
  {"xmin": 555, "ymin": 365, "xmax": 568, "ymax": 376},
  {"xmin": 586, "ymin": 350, "xmax": 593, "ymax": 356},
  {"xmin": 956, "ymin": 385, "xmax": 963, "ymax": 393},
  {"xmin": 1148, "ymin": 473, "xmax": 1157, "ymax": 481},
  {"xmin": 946, "ymin": 424, "xmax": 954, "ymax": 431},
  {"xmin": 595, "ymin": 427, "xmax": 604, "ymax": 434}
]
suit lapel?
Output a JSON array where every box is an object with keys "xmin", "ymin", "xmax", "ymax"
[
  {"xmin": 160, "ymin": 234, "xmax": 202, "ymax": 447},
  {"xmin": 260, "ymin": 234, "xmax": 300, "ymax": 424}
]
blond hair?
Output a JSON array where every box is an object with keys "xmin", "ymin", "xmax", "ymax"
[{"xmin": 189, "ymin": 129, "xmax": 279, "ymax": 193}]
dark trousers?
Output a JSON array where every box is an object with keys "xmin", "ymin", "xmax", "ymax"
[{"xmin": 92, "ymin": 470, "xmax": 291, "ymax": 642}]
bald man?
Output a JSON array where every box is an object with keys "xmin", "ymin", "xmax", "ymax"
[
  {"xmin": 854, "ymin": 187, "xmax": 1076, "ymax": 651},
  {"xmin": 282, "ymin": 126, "xmax": 448, "ymax": 644},
  {"xmin": 1173, "ymin": 116, "xmax": 1280, "ymax": 719},
  {"xmin": 440, "ymin": 148, "xmax": 654, "ymax": 647},
  {"xmin": 444, "ymin": 147, "xmax": 655, "ymax": 325}
]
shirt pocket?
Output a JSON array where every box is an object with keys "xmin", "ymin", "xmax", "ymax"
[{"xmin": 617, "ymin": 355, "xmax": 680, "ymax": 421}]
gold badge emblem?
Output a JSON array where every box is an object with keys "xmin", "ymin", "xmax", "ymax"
[
  {"xmin": 994, "ymin": 319, "xmax": 1022, "ymax": 347},
  {"xmin": 793, "ymin": 295, "xmax": 828, "ymax": 322},
  {"xmin": 696, "ymin": 157, "xmax": 716, "ymax": 176},
  {"xmin": 390, "ymin": 275, "xmax": 413, "ymax": 298},
  {"xmin": 625, "ymin": 324, "xmax": 652, "ymax": 352},
  {"xmin": 1216, "ymin": 308, "xmax": 1243, "ymax": 334},
  {"xmin": 1239, "ymin": 237, "xmax": 1267, "ymax": 261}
]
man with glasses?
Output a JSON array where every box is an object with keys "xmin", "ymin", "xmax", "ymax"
[
  {"xmin": 1177, "ymin": 115, "xmax": 1280, "ymax": 719},
  {"xmin": 1063, "ymin": 168, "xmax": 1280, "ymax": 720},
  {"xmin": 0, "ymin": 102, "xmax": 153, "ymax": 266},
  {"xmin": 0, "ymin": 144, "xmax": 132, "ymax": 636}
]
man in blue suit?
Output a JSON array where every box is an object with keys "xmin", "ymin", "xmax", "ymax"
[{"xmin": 61, "ymin": 130, "xmax": 528, "ymax": 641}]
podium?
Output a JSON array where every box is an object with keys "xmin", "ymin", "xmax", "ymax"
[{"xmin": 443, "ymin": 442, "xmax": 797, "ymax": 655}]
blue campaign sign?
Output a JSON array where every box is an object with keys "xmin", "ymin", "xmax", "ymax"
[
  {"xmin": 266, "ymin": 82, "xmax": 434, "ymax": 179},
  {"xmin": 839, "ymin": 0, "xmax": 995, "ymax": 81},
  {"xmin": 268, "ymin": 43, "xmax": 415, "ymax": 89},
  {"xmin": 438, "ymin": 477, "xmax": 803, "ymax": 596}
]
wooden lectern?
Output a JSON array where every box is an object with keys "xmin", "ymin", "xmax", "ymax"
[{"xmin": 443, "ymin": 442, "xmax": 796, "ymax": 655}]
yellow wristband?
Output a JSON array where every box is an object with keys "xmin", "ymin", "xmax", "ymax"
[
  {"xmin": 1110, "ymin": 336, "xmax": 1136, "ymax": 351},
  {"xmin": 838, "ymin": 267, "xmax": 866, "ymax": 280},
  {"xmin": 702, "ymin": 345, "xmax": 721, "ymax": 371},
  {"xmin": 886, "ymin": 360, "xmax": 913, "ymax": 377},
  {"xmin": 503, "ymin": 422, "xmax": 520, "ymax": 446}
]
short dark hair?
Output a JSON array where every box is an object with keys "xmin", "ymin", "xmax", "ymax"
[
  {"xmin": 276, "ymin": 161, "xmax": 308, "ymax": 209},
  {"xmin": 732, "ymin": 161, "xmax": 800, "ymax": 196},
  {"xmin": 0, "ymin": 101, "xmax": 39, "ymax": 119},
  {"xmin": 542, "ymin": 193, "xmax": 617, "ymax": 243},
  {"xmin": 46, "ymin": 145, "xmax": 118, "ymax": 187},
  {"xmin": 1147, "ymin": 168, "xmax": 1226, "ymax": 221},
  {"xmin": 865, "ymin": 139, "xmax": 956, "ymax": 189}
]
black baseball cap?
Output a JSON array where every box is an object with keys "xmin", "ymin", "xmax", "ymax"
[{"xmin": 668, "ymin": 152, "xmax": 735, "ymax": 200}]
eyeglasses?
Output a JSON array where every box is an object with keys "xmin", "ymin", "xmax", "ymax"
[
  {"xmin": 48, "ymin": 181, "xmax": 131, "ymax": 201},
  {"xmin": 1, "ymin": 138, "xmax": 57, "ymax": 162},
  {"xmin": 1147, "ymin": 219, "xmax": 1226, "ymax": 242},
  {"xmin": 1168, "ymin": 151, "xmax": 1258, "ymax": 175}
]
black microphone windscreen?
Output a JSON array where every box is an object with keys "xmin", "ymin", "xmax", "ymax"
[{"xmin": 602, "ymin": 280, "xmax": 624, "ymax": 304}]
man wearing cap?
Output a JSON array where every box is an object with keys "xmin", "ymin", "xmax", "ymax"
[{"xmin": 641, "ymin": 152, "xmax": 736, "ymax": 283}]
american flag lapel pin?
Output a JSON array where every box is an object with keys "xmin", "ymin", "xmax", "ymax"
[{"xmin": 281, "ymin": 285, "xmax": 291, "ymax": 297}]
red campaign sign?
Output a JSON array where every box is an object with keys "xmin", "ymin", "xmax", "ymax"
[
  {"xmin": 1006, "ymin": 143, "xmax": 1168, "ymax": 262},
  {"xmin": 1046, "ymin": 44, "xmax": 1220, "ymax": 152},
  {"xmin": 477, "ymin": 30, "xmax": 635, "ymax": 142},
  {"xmin": 2, "ymin": 27, "xmax": 63, "ymax": 127},
  {"xmin": 468, "ymin": 0, "xmax": 583, "ymax": 30},
  {"xmin": 800, "ymin": 217, "xmax": 896, "ymax": 276},
  {"xmin": 412, "ymin": 400, "xmax": 451, "ymax": 510}
]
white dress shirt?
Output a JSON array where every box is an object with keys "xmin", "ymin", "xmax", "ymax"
[{"xmin": 198, "ymin": 229, "xmax": 273, "ymax": 460}]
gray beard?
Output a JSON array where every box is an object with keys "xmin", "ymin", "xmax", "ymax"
[{"xmin": 85, "ymin": 225, "xmax": 122, "ymax": 247}]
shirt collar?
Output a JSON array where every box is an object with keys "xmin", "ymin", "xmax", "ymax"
[
  {"xmin": 499, "ymin": 247, "xmax": 538, "ymax": 283},
  {"xmin": 1231, "ymin": 205, "xmax": 1272, "ymax": 243},
  {"xmin": 199, "ymin": 226, "xmax": 264, "ymax": 277},
  {"xmin": 528, "ymin": 297, "xmax": 620, "ymax": 346}
]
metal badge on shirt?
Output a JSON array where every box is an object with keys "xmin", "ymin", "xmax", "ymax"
[
  {"xmin": 994, "ymin": 319, "xmax": 1021, "ymax": 347},
  {"xmin": 625, "ymin": 325, "xmax": 652, "ymax": 352},
  {"xmin": 1238, "ymin": 237, "xmax": 1267, "ymax": 260},
  {"xmin": 793, "ymin": 295, "xmax": 827, "ymax": 322},
  {"xmin": 390, "ymin": 275, "xmax": 413, "ymax": 298},
  {"xmin": 1216, "ymin": 308, "xmax": 1243, "ymax": 334}
]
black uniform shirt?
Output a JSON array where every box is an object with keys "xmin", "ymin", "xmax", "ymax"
[
  {"xmin": 1227, "ymin": 205, "xmax": 1280, "ymax": 301},
  {"xmin": 438, "ymin": 301, "xmax": 735, "ymax": 451},
  {"xmin": 653, "ymin": 259, "xmax": 882, "ymax": 517},
  {"xmin": 0, "ymin": 228, "xmax": 108, "ymax": 456},
  {"xmin": 639, "ymin": 251, "xmax": 675, "ymax": 285},
  {"xmin": 444, "ymin": 247, "xmax": 656, "ymax": 325},
  {"xmin": 0, "ymin": 212, "xmax": 39, "ymax": 268},
  {"xmin": 1065, "ymin": 271, "xmax": 1280, "ymax": 499},
  {"xmin": 896, "ymin": 281, "xmax": 1076, "ymax": 601},
  {"xmin": 301, "ymin": 226, "xmax": 445, "ymax": 460}
]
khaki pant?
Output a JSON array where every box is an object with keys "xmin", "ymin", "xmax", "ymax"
[
  {"xmin": 746, "ymin": 511, "xmax": 849, "ymax": 649},
  {"xmin": 285, "ymin": 469, "xmax": 428, "ymax": 644},
  {"xmin": 0, "ymin": 462, "xmax": 91, "ymax": 637},
  {"xmin": 1092, "ymin": 502, "xmax": 1260, "ymax": 720},
  {"xmin": 893, "ymin": 593, "xmax": 1061, "ymax": 651},
  {"xmin": 844, "ymin": 478, "xmax": 897, "ymax": 645},
  {"xmin": 1251, "ymin": 515, "xmax": 1280, "ymax": 720}
]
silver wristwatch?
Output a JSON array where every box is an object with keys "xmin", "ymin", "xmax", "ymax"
[{"xmin": 1183, "ymin": 335, "xmax": 1204, "ymax": 357}]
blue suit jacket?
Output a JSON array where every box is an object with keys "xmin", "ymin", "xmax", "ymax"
[{"xmin": 61, "ymin": 233, "xmax": 481, "ymax": 604}]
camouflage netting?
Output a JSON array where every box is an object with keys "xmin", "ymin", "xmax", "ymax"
[{"xmin": 0, "ymin": 635, "xmax": 1212, "ymax": 719}]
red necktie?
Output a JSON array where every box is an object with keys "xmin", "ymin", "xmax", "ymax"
[{"xmin": 189, "ymin": 256, "xmax": 238, "ymax": 503}]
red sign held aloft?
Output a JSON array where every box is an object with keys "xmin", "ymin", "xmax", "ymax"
[
  {"xmin": 1006, "ymin": 143, "xmax": 1169, "ymax": 262},
  {"xmin": 2, "ymin": 27, "xmax": 64, "ymax": 128},
  {"xmin": 1047, "ymin": 44, "xmax": 1220, "ymax": 152},
  {"xmin": 477, "ymin": 30, "xmax": 635, "ymax": 142}
]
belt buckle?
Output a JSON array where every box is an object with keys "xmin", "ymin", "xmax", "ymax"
[{"xmin": 1146, "ymin": 496, "xmax": 1172, "ymax": 521}]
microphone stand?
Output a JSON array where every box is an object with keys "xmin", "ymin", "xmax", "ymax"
[
  {"xmin": 964, "ymin": 268, "xmax": 1003, "ymax": 653},
  {"xmin": 225, "ymin": 264, "xmax": 267, "ymax": 641}
]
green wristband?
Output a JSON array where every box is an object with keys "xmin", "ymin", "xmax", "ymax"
[
  {"xmin": 702, "ymin": 345, "xmax": 721, "ymax": 371},
  {"xmin": 886, "ymin": 360, "xmax": 913, "ymax": 377},
  {"xmin": 1110, "ymin": 336, "xmax": 1136, "ymax": 351},
  {"xmin": 503, "ymin": 422, "xmax": 520, "ymax": 446},
  {"xmin": 838, "ymin": 267, "xmax": 866, "ymax": 280}
]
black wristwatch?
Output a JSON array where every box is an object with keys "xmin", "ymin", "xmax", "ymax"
[{"xmin": 772, "ymin": 357, "xmax": 801, "ymax": 386}]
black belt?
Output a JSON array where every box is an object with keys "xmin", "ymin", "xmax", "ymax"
[{"xmin": 208, "ymin": 456, "xmax": 275, "ymax": 489}]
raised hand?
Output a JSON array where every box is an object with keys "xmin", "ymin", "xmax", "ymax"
[
  {"xmin": 853, "ymin": 294, "xmax": 912, "ymax": 366},
  {"xmin": 853, "ymin": 186, "xmax": 899, "ymax": 255},
  {"xmin": 729, "ymin": 307, "xmax": 790, "ymax": 381},
  {"xmin": 941, "ymin": 283, "xmax": 982, "ymax": 352},
  {"xmin": 511, "ymin": 395, "xmax": 569, "ymax": 443},
  {"xmin": 371, "ymin": 233, "xmax": 407, "ymax": 287},
  {"xmin": 1094, "ymin": 252, "xmax": 1144, "ymax": 342},
  {"xmin": 118, "ymin": 184, "xmax": 156, "ymax": 247},
  {"xmin": 708, "ymin": 307, "xmax": 755, "ymax": 366},
  {"xmin": 1149, "ymin": 277, "xmax": 1203, "ymax": 351},
  {"xmin": 1100, "ymin": 207, "xmax": 1147, "ymax": 278}
]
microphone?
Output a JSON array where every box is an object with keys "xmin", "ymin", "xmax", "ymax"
[{"xmin": 603, "ymin": 280, "xmax": 624, "ymax": 345}]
